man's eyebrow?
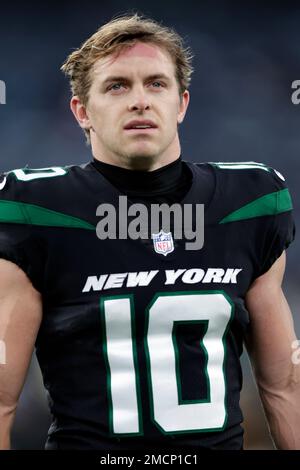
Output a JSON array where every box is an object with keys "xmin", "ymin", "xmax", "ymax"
[{"xmin": 101, "ymin": 74, "xmax": 172, "ymax": 85}]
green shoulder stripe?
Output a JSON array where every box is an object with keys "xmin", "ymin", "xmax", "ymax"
[
  {"xmin": 220, "ymin": 188, "xmax": 292, "ymax": 224},
  {"xmin": 0, "ymin": 200, "xmax": 95, "ymax": 230}
]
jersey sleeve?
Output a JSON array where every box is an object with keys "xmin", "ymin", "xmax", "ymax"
[
  {"xmin": 0, "ymin": 171, "xmax": 45, "ymax": 292},
  {"xmin": 257, "ymin": 167, "xmax": 295, "ymax": 277}
]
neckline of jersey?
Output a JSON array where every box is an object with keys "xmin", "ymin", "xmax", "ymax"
[{"xmin": 88, "ymin": 159, "xmax": 219, "ymax": 215}]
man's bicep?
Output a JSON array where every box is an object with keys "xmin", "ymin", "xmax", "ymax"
[
  {"xmin": 0, "ymin": 259, "xmax": 42, "ymax": 410},
  {"xmin": 244, "ymin": 251, "xmax": 297, "ymax": 391}
]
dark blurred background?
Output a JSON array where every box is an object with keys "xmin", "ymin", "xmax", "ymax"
[{"xmin": 0, "ymin": 0, "xmax": 299, "ymax": 450}]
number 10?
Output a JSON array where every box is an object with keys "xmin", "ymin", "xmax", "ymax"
[{"xmin": 100, "ymin": 291, "xmax": 233, "ymax": 436}]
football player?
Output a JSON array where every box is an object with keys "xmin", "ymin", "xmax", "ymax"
[{"xmin": 0, "ymin": 13, "xmax": 299, "ymax": 450}]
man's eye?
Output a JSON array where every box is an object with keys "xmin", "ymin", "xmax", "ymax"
[
  {"xmin": 151, "ymin": 81, "xmax": 163, "ymax": 88},
  {"xmin": 109, "ymin": 83, "xmax": 124, "ymax": 91}
]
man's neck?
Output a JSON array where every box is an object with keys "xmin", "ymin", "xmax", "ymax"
[
  {"xmin": 91, "ymin": 135, "xmax": 182, "ymax": 171},
  {"xmin": 91, "ymin": 156, "xmax": 193, "ymax": 204}
]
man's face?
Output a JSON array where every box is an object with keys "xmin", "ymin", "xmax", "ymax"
[{"xmin": 72, "ymin": 42, "xmax": 189, "ymax": 168}]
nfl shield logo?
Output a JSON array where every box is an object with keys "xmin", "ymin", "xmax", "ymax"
[{"xmin": 152, "ymin": 230, "xmax": 174, "ymax": 256}]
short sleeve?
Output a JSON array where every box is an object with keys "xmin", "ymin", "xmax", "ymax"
[
  {"xmin": 258, "ymin": 168, "xmax": 295, "ymax": 276},
  {"xmin": 0, "ymin": 172, "xmax": 45, "ymax": 292}
]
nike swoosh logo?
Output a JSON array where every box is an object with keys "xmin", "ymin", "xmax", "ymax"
[{"xmin": 0, "ymin": 176, "xmax": 7, "ymax": 190}]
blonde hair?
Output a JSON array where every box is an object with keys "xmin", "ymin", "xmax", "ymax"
[{"xmin": 61, "ymin": 12, "xmax": 194, "ymax": 143}]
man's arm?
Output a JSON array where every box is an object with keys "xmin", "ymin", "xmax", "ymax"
[
  {"xmin": 245, "ymin": 251, "xmax": 300, "ymax": 449},
  {"xmin": 0, "ymin": 259, "xmax": 42, "ymax": 450}
]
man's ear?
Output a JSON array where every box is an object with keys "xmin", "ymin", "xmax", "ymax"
[
  {"xmin": 70, "ymin": 96, "xmax": 92, "ymax": 130},
  {"xmin": 177, "ymin": 90, "xmax": 190, "ymax": 125}
]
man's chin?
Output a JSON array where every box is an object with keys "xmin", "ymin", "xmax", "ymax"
[
  {"xmin": 120, "ymin": 150, "xmax": 160, "ymax": 170},
  {"xmin": 123, "ymin": 146, "xmax": 159, "ymax": 161},
  {"xmin": 128, "ymin": 152, "xmax": 156, "ymax": 160}
]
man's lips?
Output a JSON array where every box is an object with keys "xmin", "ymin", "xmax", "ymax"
[
  {"xmin": 123, "ymin": 120, "xmax": 158, "ymax": 130},
  {"xmin": 124, "ymin": 127, "xmax": 158, "ymax": 133}
]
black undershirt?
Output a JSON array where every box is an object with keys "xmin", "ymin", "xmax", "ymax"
[{"xmin": 91, "ymin": 157, "xmax": 193, "ymax": 205}]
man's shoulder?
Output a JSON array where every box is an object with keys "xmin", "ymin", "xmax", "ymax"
[
  {"xmin": 193, "ymin": 160, "xmax": 290, "ymax": 198},
  {"xmin": 0, "ymin": 162, "xmax": 93, "ymax": 202},
  {"xmin": 187, "ymin": 161, "xmax": 293, "ymax": 225},
  {"xmin": 205, "ymin": 160, "xmax": 287, "ymax": 188},
  {"xmin": 205, "ymin": 161, "xmax": 292, "ymax": 224}
]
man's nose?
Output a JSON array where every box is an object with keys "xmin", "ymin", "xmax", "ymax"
[{"xmin": 128, "ymin": 87, "xmax": 150, "ymax": 112}]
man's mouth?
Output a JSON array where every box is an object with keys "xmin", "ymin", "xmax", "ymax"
[
  {"xmin": 123, "ymin": 120, "xmax": 158, "ymax": 132},
  {"xmin": 124, "ymin": 127, "xmax": 158, "ymax": 134}
]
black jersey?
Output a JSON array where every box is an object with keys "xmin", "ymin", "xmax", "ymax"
[{"xmin": 0, "ymin": 160, "xmax": 295, "ymax": 450}]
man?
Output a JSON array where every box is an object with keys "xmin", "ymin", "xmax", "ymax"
[{"xmin": 0, "ymin": 13, "xmax": 299, "ymax": 450}]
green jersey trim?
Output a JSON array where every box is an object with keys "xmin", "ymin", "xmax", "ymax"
[
  {"xmin": 219, "ymin": 188, "xmax": 293, "ymax": 224},
  {"xmin": 210, "ymin": 161, "xmax": 270, "ymax": 171},
  {"xmin": 0, "ymin": 200, "xmax": 95, "ymax": 230}
]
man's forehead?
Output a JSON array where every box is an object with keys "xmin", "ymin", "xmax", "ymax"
[
  {"xmin": 94, "ymin": 42, "xmax": 173, "ymax": 74},
  {"xmin": 115, "ymin": 42, "xmax": 163, "ymax": 59}
]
